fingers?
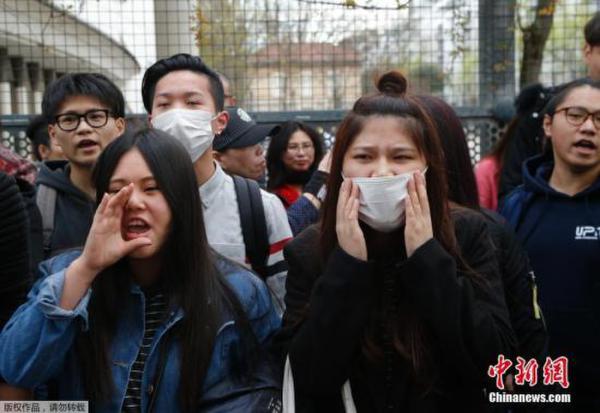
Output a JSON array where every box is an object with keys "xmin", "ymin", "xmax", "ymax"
[
  {"xmin": 349, "ymin": 178, "xmax": 359, "ymax": 200},
  {"xmin": 337, "ymin": 179, "xmax": 350, "ymax": 218},
  {"xmin": 98, "ymin": 192, "xmax": 110, "ymax": 214},
  {"xmin": 404, "ymin": 170, "xmax": 433, "ymax": 258},
  {"xmin": 415, "ymin": 170, "xmax": 430, "ymax": 216},
  {"xmin": 344, "ymin": 180, "xmax": 359, "ymax": 219},
  {"xmin": 106, "ymin": 183, "xmax": 133, "ymax": 214},
  {"xmin": 337, "ymin": 179, "xmax": 361, "ymax": 230},
  {"xmin": 407, "ymin": 174, "xmax": 422, "ymax": 216},
  {"xmin": 405, "ymin": 184, "xmax": 415, "ymax": 219},
  {"xmin": 336, "ymin": 178, "xmax": 367, "ymax": 261},
  {"xmin": 408, "ymin": 171, "xmax": 430, "ymax": 216},
  {"xmin": 123, "ymin": 237, "xmax": 152, "ymax": 255},
  {"xmin": 337, "ymin": 179, "xmax": 359, "ymax": 218},
  {"xmin": 350, "ymin": 197, "xmax": 360, "ymax": 221}
]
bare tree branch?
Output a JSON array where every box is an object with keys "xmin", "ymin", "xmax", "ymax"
[
  {"xmin": 518, "ymin": 0, "xmax": 557, "ymax": 87},
  {"xmin": 295, "ymin": 0, "xmax": 410, "ymax": 10},
  {"xmin": 515, "ymin": 6, "xmax": 525, "ymax": 32}
]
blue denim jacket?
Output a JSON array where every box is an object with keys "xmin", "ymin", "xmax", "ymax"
[{"xmin": 0, "ymin": 251, "xmax": 281, "ymax": 412}]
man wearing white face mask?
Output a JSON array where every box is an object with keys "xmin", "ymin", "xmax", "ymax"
[{"xmin": 141, "ymin": 54, "xmax": 292, "ymax": 314}]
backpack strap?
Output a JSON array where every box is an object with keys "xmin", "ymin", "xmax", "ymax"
[
  {"xmin": 499, "ymin": 188, "xmax": 541, "ymax": 246},
  {"xmin": 35, "ymin": 184, "xmax": 57, "ymax": 255},
  {"xmin": 233, "ymin": 175, "xmax": 269, "ymax": 279}
]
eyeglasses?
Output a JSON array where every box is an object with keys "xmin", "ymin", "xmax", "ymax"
[
  {"xmin": 286, "ymin": 143, "xmax": 314, "ymax": 153},
  {"xmin": 554, "ymin": 106, "xmax": 600, "ymax": 129},
  {"xmin": 54, "ymin": 109, "xmax": 113, "ymax": 132}
]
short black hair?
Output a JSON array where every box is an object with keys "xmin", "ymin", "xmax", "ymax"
[
  {"xmin": 41, "ymin": 73, "xmax": 125, "ymax": 124},
  {"xmin": 25, "ymin": 115, "xmax": 50, "ymax": 161},
  {"xmin": 585, "ymin": 12, "xmax": 600, "ymax": 47},
  {"xmin": 141, "ymin": 53, "xmax": 224, "ymax": 113},
  {"xmin": 543, "ymin": 78, "xmax": 600, "ymax": 117}
]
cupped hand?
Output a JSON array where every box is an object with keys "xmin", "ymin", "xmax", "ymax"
[
  {"xmin": 336, "ymin": 179, "xmax": 367, "ymax": 261},
  {"xmin": 78, "ymin": 183, "xmax": 152, "ymax": 279},
  {"xmin": 404, "ymin": 170, "xmax": 433, "ymax": 258}
]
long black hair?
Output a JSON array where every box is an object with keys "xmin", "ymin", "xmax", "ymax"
[
  {"xmin": 266, "ymin": 121, "xmax": 324, "ymax": 191},
  {"xmin": 77, "ymin": 128, "xmax": 256, "ymax": 411},
  {"xmin": 416, "ymin": 95, "xmax": 480, "ymax": 209},
  {"xmin": 319, "ymin": 71, "xmax": 463, "ymax": 388}
]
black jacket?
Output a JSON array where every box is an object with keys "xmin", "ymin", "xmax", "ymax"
[
  {"xmin": 278, "ymin": 209, "xmax": 516, "ymax": 412},
  {"xmin": 480, "ymin": 209, "xmax": 547, "ymax": 361},
  {"xmin": 36, "ymin": 161, "xmax": 95, "ymax": 258},
  {"xmin": 501, "ymin": 155, "xmax": 600, "ymax": 409},
  {"xmin": 480, "ymin": 209, "xmax": 557, "ymax": 413},
  {"xmin": 0, "ymin": 172, "xmax": 33, "ymax": 331}
]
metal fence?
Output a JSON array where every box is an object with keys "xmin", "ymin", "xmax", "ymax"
[
  {"xmin": 0, "ymin": 107, "xmax": 502, "ymax": 164},
  {"xmin": 0, "ymin": 0, "xmax": 597, "ymax": 160}
]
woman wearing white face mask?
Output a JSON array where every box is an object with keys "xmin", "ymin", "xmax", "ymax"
[{"xmin": 277, "ymin": 71, "xmax": 516, "ymax": 412}]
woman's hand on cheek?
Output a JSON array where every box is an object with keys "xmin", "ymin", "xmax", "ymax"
[
  {"xmin": 404, "ymin": 171, "xmax": 433, "ymax": 258},
  {"xmin": 78, "ymin": 183, "xmax": 152, "ymax": 280},
  {"xmin": 336, "ymin": 179, "xmax": 367, "ymax": 261}
]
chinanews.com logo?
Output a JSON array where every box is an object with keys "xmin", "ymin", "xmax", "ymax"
[{"xmin": 487, "ymin": 355, "xmax": 572, "ymax": 404}]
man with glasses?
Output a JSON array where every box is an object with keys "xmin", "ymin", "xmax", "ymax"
[
  {"xmin": 36, "ymin": 73, "xmax": 125, "ymax": 257},
  {"xmin": 501, "ymin": 79, "xmax": 600, "ymax": 410},
  {"xmin": 499, "ymin": 12, "xmax": 600, "ymax": 200}
]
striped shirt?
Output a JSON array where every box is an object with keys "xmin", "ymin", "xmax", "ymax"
[{"xmin": 122, "ymin": 291, "xmax": 167, "ymax": 413}]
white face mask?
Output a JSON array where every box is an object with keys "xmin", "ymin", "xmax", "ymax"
[
  {"xmin": 152, "ymin": 108, "xmax": 215, "ymax": 162},
  {"xmin": 349, "ymin": 168, "xmax": 426, "ymax": 233}
]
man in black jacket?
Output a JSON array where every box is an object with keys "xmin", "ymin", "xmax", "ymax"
[
  {"xmin": 36, "ymin": 73, "xmax": 126, "ymax": 257},
  {"xmin": 499, "ymin": 11, "xmax": 600, "ymax": 200}
]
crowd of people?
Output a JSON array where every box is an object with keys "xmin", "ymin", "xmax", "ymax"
[{"xmin": 0, "ymin": 11, "xmax": 599, "ymax": 413}]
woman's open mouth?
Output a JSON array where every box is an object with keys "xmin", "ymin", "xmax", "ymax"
[{"xmin": 124, "ymin": 218, "xmax": 151, "ymax": 240}]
